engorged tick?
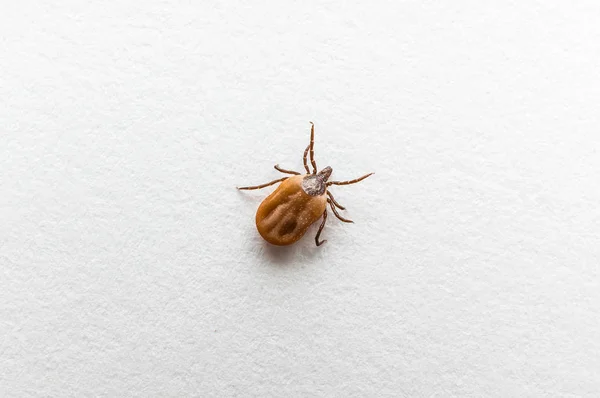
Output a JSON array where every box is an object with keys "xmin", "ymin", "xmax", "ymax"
[{"xmin": 237, "ymin": 122, "xmax": 374, "ymax": 247}]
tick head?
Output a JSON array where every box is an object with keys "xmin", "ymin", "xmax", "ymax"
[{"xmin": 317, "ymin": 166, "xmax": 332, "ymax": 182}]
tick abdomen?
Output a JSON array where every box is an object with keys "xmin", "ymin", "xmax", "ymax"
[{"xmin": 255, "ymin": 175, "xmax": 327, "ymax": 246}]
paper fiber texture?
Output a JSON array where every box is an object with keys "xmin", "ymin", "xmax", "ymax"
[{"xmin": 1, "ymin": 1, "xmax": 599, "ymax": 396}]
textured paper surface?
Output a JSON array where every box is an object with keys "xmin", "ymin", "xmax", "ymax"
[{"xmin": 1, "ymin": 1, "xmax": 600, "ymax": 396}]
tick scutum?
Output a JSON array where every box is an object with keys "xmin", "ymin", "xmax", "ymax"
[{"xmin": 301, "ymin": 166, "xmax": 332, "ymax": 196}]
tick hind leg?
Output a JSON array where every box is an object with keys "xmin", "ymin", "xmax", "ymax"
[
  {"xmin": 274, "ymin": 164, "xmax": 300, "ymax": 175},
  {"xmin": 237, "ymin": 177, "xmax": 288, "ymax": 190},
  {"xmin": 315, "ymin": 209, "xmax": 328, "ymax": 246}
]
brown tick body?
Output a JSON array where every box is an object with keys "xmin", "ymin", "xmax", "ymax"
[{"xmin": 238, "ymin": 122, "xmax": 373, "ymax": 246}]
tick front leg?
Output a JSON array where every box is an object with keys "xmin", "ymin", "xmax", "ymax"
[
  {"xmin": 274, "ymin": 164, "xmax": 300, "ymax": 175},
  {"xmin": 327, "ymin": 172, "xmax": 374, "ymax": 187},
  {"xmin": 237, "ymin": 177, "xmax": 288, "ymax": 190},
  {"xmin": 309, "ymin": 122, "xmax": 317, "ymax": 174},
  {"xmin": 315, "ymin": 209, "xmax": 328, "ymax": 246},
  {"xmin": 328, "ymin": 198, "xmax": 353, "ymax": 223},
  {"xmin": 303, "ymin": 145, "xmax": 311, "ymax": 174}
]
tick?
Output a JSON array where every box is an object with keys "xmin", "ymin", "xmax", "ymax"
[{"xmin": 237, "ymin": 122, "xmax": 373, "ymax": 246}]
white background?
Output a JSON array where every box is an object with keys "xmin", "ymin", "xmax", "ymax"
[{"xmin": 1, "ymin": 1, "xmax": 600, "ymax": 397}]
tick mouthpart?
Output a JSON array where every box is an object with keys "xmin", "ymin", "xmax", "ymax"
[{"xmin": 317, "ymin": 166, "xmax": 332, "ymax": 182}]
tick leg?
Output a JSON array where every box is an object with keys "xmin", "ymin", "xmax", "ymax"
[
  {"xmin": 309, "ymin": 122, "xmax": 317, "ymax": 174},
  {"xmin": 315, "ymin": 209, "xmax": 328, "ymax": 246},
  {"xmin": 274, "ymin": 164, "xmax": 300, "ymax": 175},
  {"xmin": 327, "ymin": 172, "xmax": 374, "ymax": 187},
  {"xmin": 326, "ymin": 191, "xmax": 345, "ymax": 210},
  {"xmin": 303, "ymin": 145, "xmax": 311, "ymax": 174},
  {"xmin": 328, "ymin": 198, "xmax": 353, "ymax": 223},
  {"xmin": 237, "ymin": 177, "xmax": 288, "ymax": 190}
]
